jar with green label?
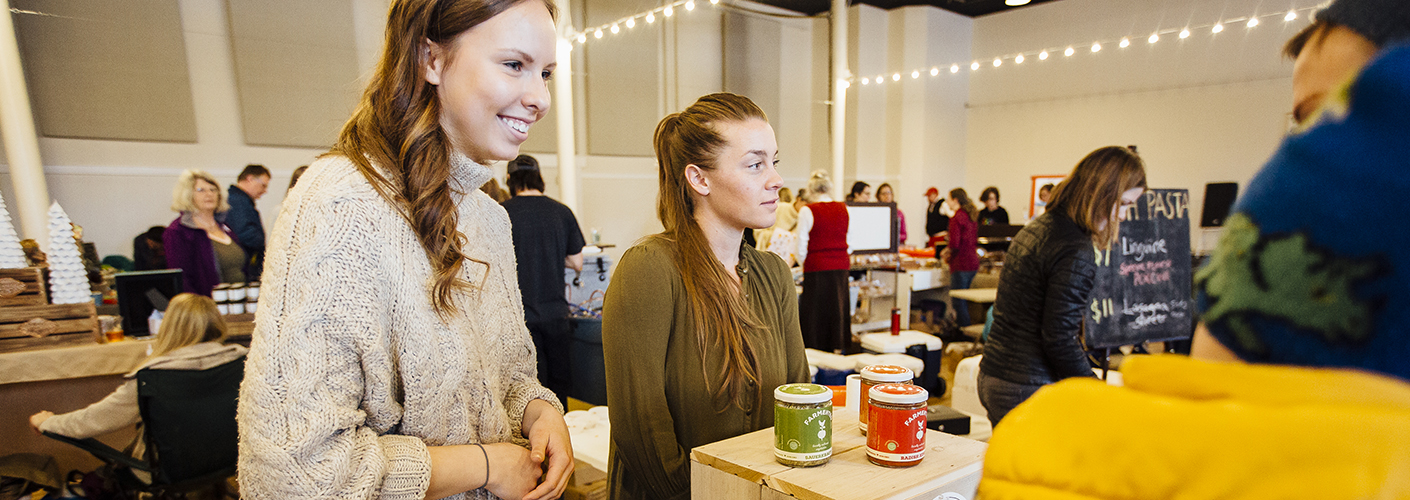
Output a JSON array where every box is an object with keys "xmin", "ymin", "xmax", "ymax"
[{"xmin": 773, "ymin": 383, "xmax": 833, "ymax": 467}]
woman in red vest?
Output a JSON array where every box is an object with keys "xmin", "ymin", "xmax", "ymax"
[{"xmin": 796, "ymin": 171, "xmax": 851, "ymax": 353}]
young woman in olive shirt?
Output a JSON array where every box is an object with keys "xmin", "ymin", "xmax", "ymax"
[{"xmin": 602, "ymin": 93, "xmax": 810, "ymax": 500}]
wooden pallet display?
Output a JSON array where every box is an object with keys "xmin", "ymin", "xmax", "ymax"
[
  {"xmin": 0, "ymin": 302, "xmax": 100, "ymax": 354},
  {"xmin": 0, "ymin": 267, "xmax": 49, "ymax": 307}
]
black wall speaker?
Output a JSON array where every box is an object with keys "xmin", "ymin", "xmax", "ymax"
[{"xmin": 1201, "ymin": 182, "xmax": 1238, "ymax": 227}]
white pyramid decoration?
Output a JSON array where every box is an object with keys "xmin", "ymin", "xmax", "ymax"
[
  {"xmin": 0, "ymin": 191, "xmax": 26, "ymax": 269},
  {"xmin": 46, "ymin": 202, "xmax": 90, "ymax": 304}
]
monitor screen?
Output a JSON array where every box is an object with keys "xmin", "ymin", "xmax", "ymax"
[
  {"xmin": 115, "ymin": 269, "xmax": 182, "ymax": 336},
  {"xmin": 845, "ymin": 202, "xmax": 898, "ymax": 254}
]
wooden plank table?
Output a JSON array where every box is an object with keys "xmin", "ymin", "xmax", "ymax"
[{"xmin": 691, "ymin": 409, "xmax": 987, "ymax": 500}]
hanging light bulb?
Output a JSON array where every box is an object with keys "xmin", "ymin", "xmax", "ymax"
[
  {"xmin": 1212, "ymin": 23, "xmax": 1223, "ymax": 33},
  {"xmin": 664, "ymin": 5, "xmax": 673, "ymax": 16},
  {"xmin": 911, "ymin": 70, "xmax": 919, "ymax": 79},
  {"xmin": 1039, "ymin": 50, "xmax": 1049, "ymax": 60},
  {"xmin": 1015, "ymin": 54, "xmax": 1024, "ymax": 64},
  {"xmin": 685, "ymin": 1, "xmax": 695, "ymax": 11},
  {"xmin": 950, "ymin": 64, "xmax": 959, "ymax": 73},
  {"xmin": 1119, "ymin": 38, "xmax": 1130, "ymax": 48},
  {"xmin": 876, "ymin": 74, "xmax": 884, "ymax": 82},
  {"xmin": 970, "ymin": 62, "xmax": 980, "ymax": 71},
  {"xmin": 1149, "ymin": 33, "xmax": 1159, "ymax": 43},
  {"xmin": 930, "ymin": 67, "xmax": 939, "ymax": 76},
  {"xmin": 861, "ymin": 77, "xmax": 870, "ymax": 85},
  {"xmin": 1064, "ymin": 46, "xmax": 1075, "ymax": 56},
  {"xmin": 1246, "ymin": 17, "xmax": 1259, "ymax": 28},
  {"xmin": 1284, "ymin": 10, "xmax": 1297, "ymax": 21},
  {"xmin": 892, "ymin": 72, "xmax": 901, "ymax": 81},
  {"xmin": 594, "ymin": 28, "xmax": 603, "ymax": 38},
  {"xmin": 1091, "ymin": 42, "xmax": 1101, "ymax": 52},
  {"xmin": 626, "ymin": 18, "xmax": 635, "ymax": 28},
  {"xmin": 1179, "ymin": 29, "xmax": 1190, "ymax": 39},
  {"xmin": 576, "ymin": 33, "xmax": 586, "ymax": 43},
  {"xmin": 610, "ymin": 23, "xmax": 620, "ymax": 34},
  {"xmin": 646, "ymin": 12, "xmax": 655, "ymax": 23}
]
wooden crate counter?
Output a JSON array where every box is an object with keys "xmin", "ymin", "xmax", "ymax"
[{"xmin": 690, "ymin": 408, "xmax": 987, "ymax": 500}]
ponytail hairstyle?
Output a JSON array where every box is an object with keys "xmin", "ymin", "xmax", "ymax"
[
  {"xmin": 653, "ymin": 92, "xmax": 769, "ymax": 409},
  {"xmin": 332, "ymin": 0, "xmax": 556, "ymax": 317},
  {"xmin": 949, "ymin": 188, "xmax": 977, "ymax": 221},
  {"xmin": 806, "ymin": 171, "xmax": 833, "ymax": 199},
  {"xmin": 1047, "ymin": 146, "xmax": 1147, "ymax": 249}
]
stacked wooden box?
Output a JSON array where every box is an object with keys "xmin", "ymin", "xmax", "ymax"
[{"xmin": 0, "ymin": 267, "xmax": 100, "ymax": 354}]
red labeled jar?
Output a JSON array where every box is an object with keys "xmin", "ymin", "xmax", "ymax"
[
  {"xmin": 858, "ymin": 364, "xmax": 913, "ymax": 434},
  {"xmin": 866, "ymin": 383, "xmax": 928, "ymax": 467}
]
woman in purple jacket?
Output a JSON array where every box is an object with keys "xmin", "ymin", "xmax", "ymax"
[{"xmin": 164, "ymin": 169, "xmax": 245, "ymax": 296}]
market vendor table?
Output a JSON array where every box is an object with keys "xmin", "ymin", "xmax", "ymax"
[
  {"xmin": 948, "ymin": 288, "xmax": 996, "ymax": 304},
  {"xmin": 691, "ymin": 408, "xmax": 986, "ymax": 500}
]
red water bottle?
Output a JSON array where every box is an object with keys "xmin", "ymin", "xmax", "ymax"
[{"xmin": 890, "ymin": 307, "xmax": 901, "ymax": 335}]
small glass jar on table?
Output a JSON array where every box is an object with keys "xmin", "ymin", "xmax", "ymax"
[
  {"xmin": 866, "ymin": 383, "xmax": 928, "ymax": 468},
  {"xmin": 773, "ymin": 383, "xmax": 833, "ymax": 467},
  {"xmin": 858, "ymin": 364, "xmax": 913, "ymax": 434}
]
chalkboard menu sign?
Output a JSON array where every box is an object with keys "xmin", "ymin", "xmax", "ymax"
[{"xmin": 1085, "ymin": 189, "xmax": 1193, "ymax": 349}]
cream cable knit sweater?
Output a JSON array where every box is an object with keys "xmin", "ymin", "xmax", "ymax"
[{"xmin": 237, "ymin": 154, "xmax": 563, "ymax": 500}]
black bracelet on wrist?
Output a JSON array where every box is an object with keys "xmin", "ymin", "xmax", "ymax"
[{"xmin": 474, "ymin": 443, "xmax": 489, "ymax": 491}]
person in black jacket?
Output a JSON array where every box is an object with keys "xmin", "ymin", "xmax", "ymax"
[{"xmin": 978, "ymin": 146, "xmax": 1147, "ymax": 425}]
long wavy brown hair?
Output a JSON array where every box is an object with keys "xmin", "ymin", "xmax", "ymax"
[
  {"xmin": 332, "ymin": 0, "xmax": 556, "ymax": 316},
  {"xmin": 1047, "ymin": 146, "xmax": 1147, "ymax": 249},
  {"xmin": 949, "ymin": 187, "xmax": 977, "ymax": 221},
  {"xmin": 653, "ymin": 93, "xmax": 769, "ymax": 409}
]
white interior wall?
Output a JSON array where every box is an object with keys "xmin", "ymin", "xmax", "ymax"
[{"xmin": 966, "ymin": 0, "xmax": 1315, "ymax": 246}]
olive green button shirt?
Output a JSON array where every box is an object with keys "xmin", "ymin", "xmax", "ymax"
[{"xmin": 603, "ymin": 237, "xmax": 809, "ymax": 500}]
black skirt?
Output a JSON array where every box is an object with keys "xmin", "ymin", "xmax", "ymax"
[{"xmin": 799, "ymin": 270, "xmax": 850, "ymax": 354}]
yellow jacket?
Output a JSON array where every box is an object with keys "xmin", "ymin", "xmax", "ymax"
[{"xmin": 978, "ymin": 356, "xmax": 1410, "ymax": 499}]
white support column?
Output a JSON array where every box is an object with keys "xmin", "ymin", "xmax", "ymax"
[
  {"xmin": 829, "ymin": 0, "xmax": 847, "ymax": 200},
  {"xmin": 553, "ymin": 0, "xmax": 578, "ymax": 215},
  {"xmin": 0, "ymin": 0, "xmax": 49, "ymax": 242}
]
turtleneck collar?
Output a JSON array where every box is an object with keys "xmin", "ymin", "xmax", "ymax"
[{"xmin": 448, "ymin": 150, "xmax": 492, "ymax": 192}]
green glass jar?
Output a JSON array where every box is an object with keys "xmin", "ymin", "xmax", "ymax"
[{"xmin": 773, "ymin": 383, "xmax": 833, "ymax": 467}]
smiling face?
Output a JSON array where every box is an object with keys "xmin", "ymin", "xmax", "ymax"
[
  {"xmin": 691, "ymin": 118, "xmax": 784, "ymax": 231},
  {"xmin": 193, "ymin": 179, "xmax": 221, "ymax": 215},
  {"xmin": 424, "ymin": 0, "xmax": 557, "ymax": 163}
]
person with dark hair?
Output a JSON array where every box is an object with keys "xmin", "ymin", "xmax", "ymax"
[
  {"xmin": 979, "ymin": 146, "xmax": 1147, "ymax": 426},
  {"xmin": 603, "ymin": 93, "xmax": 808, "ymax": 499},
  {"xmin": 875, "ymin": 183, "xmax": 906, "ymax": 246},
  {"xmin": 943, "ymin": 188, "xmax": 979, "ymax": 327},
  {"xmin": 226, "ymin": 164, "xmax": 270, "ymax": 280},
  {"xmin": 1033, "ymin": 183, "xmax": 1055, "ymax": 217},
  {"xmin": 977, "ymin": 186, "xmax": 1009, "ymax": 226},
  {"xmin": 502, "ymin": 156, "xmax": 584, "ymax": 409},
  {"xmin": 287, "ymin": 165, "xmax": 308, "ymax": 191},
  {"xmin": 132, "ymin": 226, "xmax": 167, "ymax": 271},
  {"xmin": 845, "ymin": 181, "xmax": 871, "ymax": 202},
  {"xmin": 1281, "ymin": 0, "xmax": 1410, "ymax": 127},
  {"xmin": 237, "ymin": 0, "xmax": 573, "ymax": 499}
]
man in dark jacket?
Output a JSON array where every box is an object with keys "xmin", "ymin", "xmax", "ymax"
[{"xmin": 225, "ymin": 164, "xmax": 269, "ymax": 280}]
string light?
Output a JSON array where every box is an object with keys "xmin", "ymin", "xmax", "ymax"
[
  {"xmin": 930, "ymin": 67, "xmax": 939, "ymax": 76},
  {"xmin": 610, "ymin": 23, "xmax": 619, "ymax": 34},
  {"xmin": 1285, "ymin": 10, "xmax": 1297, "ymax": 21},
  {"xmin": 1212, "ymin": 23, "xmax": 1223, "ymax": 33},
  {"xmin": 1039, "ymin": 50, "xmax": 1049, "ymax": 60},
  {"xmin": 646, "ymin": 12, "xmax": 654, "ymax": 23},
  {"xmin": 1119, "ymin": 38, "xmax": 1129, "ymax": 48},
  {"xmin": 876, "ymin": 74, "xmax": 884, "ymax": 82},
  {"xmin": 1179, "ymin": 28, "xmax": 1190, "ymax": 39},
  {"xmin": 664, "ymin": 5, "xmax": 673, "ymax": 16},
  {"xmin": 1015, "ymin": 54, "xmax": 1024, "ymax": 64},
  {"xmin": 576, "ymin": 33, "xmax": 586, "ymax": 43},
  {"xmin": 892, "ymin": 72, "xmax": 900, "ymax": 81},
  {"xmin": 685, "ymin": 0, "xmax": 695, "ymax": 11},
  {"xmin": 861, "ymin": 77, "xmax": 870, "ymax": 85},
  {"xmin": 970, "ymin": 61, "xmax": 980, "ymax": 71},
  {"xmin": 1064, "ymin": 46, "xmax": 1075, "ymax": 56},
  {"xmin": 911, "ymin": 70, "xmax": 920, "ymax": 78},
  {"xmin": 1149, "ymin": 33, "xmax": 1159, "ymax": 43},
  {"xmin": 950, "ymin": 64, "xmax": 959, "ymax": 73},
  {"xmin": 711, "ymin": 0, "xmax": 720, "ymax": 4},
  {"xmin": 1090, "ymin": 42, "xmax": 1101, "ymax": 52},
  {"xmin": 594, "ymin": 28, "xmax": 603, "ymax": 39},
  {"xmin": 1246, "ymin": 17, "xmax": 1258, "ymax": 27},
  {"xmin": 626, "ymin": 18, "xmax": 635, "ymax": 28}
]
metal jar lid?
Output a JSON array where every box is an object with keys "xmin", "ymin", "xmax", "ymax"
[
  {"xmin": 775, "ymin": 383, "xmax": 833, "ymax": 404},
  {"xmin": 860, "ymin": 364, "xmax": 914, "ymax": 383},
  {"xmin": 868, "ymin": 383, "xmax": 928, "ymax": 405}
]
